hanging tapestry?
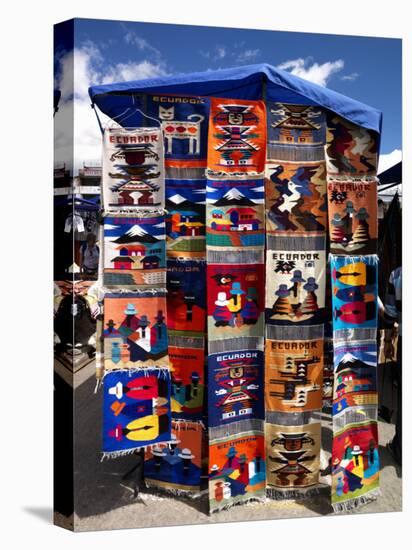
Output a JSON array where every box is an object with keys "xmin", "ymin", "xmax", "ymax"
[
  {"xmin": 265, "ymin": 236, "xmax": 326, "ymax": 325},
  {"xmin": 326, "ymin": 176, "xmax": 378, "ymax": 255},
  {"xmin": 331, "ymin": 420, "xmax": 380, "ymax": 511},
  {"xmin": 102, "ymin": 369, "xmax": 172, "ymax": 457},
  {"xmin": 207, "ymin": 262, "xmax": 265, "ymax": 340},
  {"xmin": 102, "ymin": 127, "xmax": 165, "ymax": 211},
  {"xmin": 103, "ymin": 291, "xmax": 169, "ymax": 369},
  {"xmin": 265, "ymin": 421, "xmax": 321, "ymax": 496},
  {"xmin": 169, "ymin": 335, "xmax": 205, "ymax": 421},
  {"xmin": 330, "ymin": 255, "xmax": 378, "ymax": 330},
  {"xmin": 325, "ymin": 116, "xmax": 378, "ymax": 177},
  {"xmin": 208, "ymin": 347, "xmax": 264, "ymax": 427},
  {"xmin": 332, "ymin": 339, "xmax": 377, "ymax": 422},
  {"xmin": 144, "ymin": 420, "xmax": 203, "ymax": 494},
  {"xmin": 209, "ymin": 431, "xmax": 266, "ymax": 512},
  {"xmin": 207, "ymin": 98, "xmax": 267, "ymax": 175},
  {"xmin": 166, "ymin": 179, "xmax": 206, "ymax": 258},
  {"xmin": 265, "ymin": 325, "xmax": 324, "ymax": 413},
  {"xmin": 206, "ymin": 175, "xmax": 265, "ymax": 248},
  {"xmin": 265, "ymin": 161, "xmax": 327, "ymax": 235},
  {"xmin": 103, "ymin": 215, "xmax": 166, "ymax": 287},
  {"xmin": 167, "ymin": 259, "xmax": 206, "ymax": 335},
  {"xmin": 146, "ymin": 94, "xmax": 210, "ymax": 171}
]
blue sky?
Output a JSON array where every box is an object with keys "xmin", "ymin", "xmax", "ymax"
[{"xmin": 54, "ymin": 18, "xmax": 402, "ymax": 171}]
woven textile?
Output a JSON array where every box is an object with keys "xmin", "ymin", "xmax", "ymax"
[
  {"xmin": 102, "ymin": 127, "xmax": 165, "ymax": 212},
  {"xmin": 264, "ymin": 102, "xmax": 327, "ymax": 499},
  {"xmin": 326, "ymin": 113, "xmax": 380, "ymax": 512},
  {"xmin": 206, "ymin": 98, "xmax": 267, "ymax": 512},
  {"xmin": 102, "ymin": 369, "xmax": 172, "ymax": 457},
  {"xmin": 144, "ymin": 420, "xmax": 203, "ymax": 494}
]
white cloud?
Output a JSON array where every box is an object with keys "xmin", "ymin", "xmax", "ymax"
[
  {"xmin": 341, "ymin": 72, "xmax": 359, "ymax": 82},
  {"xmin": 378, "ymin": 149, "xmax": 402, "ymax": 174},
  {"xmin": 276, "ymin": 57, "xmax": 344, "ymax": 87},
  {"xmin": 200, "ymin": 45, "xmax": 227, "ymax": 61},
  {"xmin": 123, "ymin": 31, "xmax": 161, "ymax": 61},
  {"xmin": 54, "ymin": 42, "xmax": 168, "ymax": 174},
  {"xmin": 236, "ymin": 48, "xmax": 260, "ymax": 63}
]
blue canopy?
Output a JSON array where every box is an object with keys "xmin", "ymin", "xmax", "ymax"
[{"xmin": 89, "ymin": 63, "xmax": 381, "ymax": 134}]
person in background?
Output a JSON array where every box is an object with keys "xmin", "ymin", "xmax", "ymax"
[
  {"xmin": 378, "ymin": 266, "xmax": 402, "ymax": 465},
  {"xmin": 79, "ymin": 232, "xmax": 100, "ymax": 278}
]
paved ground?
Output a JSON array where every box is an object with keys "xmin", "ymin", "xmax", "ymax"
[{"xmin": 55, "ymin": 363, "xmax": 402, "ymax": 532}]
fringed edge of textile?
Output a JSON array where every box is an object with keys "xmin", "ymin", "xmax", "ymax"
[
  {"xmin": 209, "ymin": 494, "xmax": 266, "ymax": 514},
  {"xmin": 144, "ymin": 479, "xmax": 204, "ymax": 499},
  {"xmin": 101, "ymin": 439, "xmax": 176, "ymax": 461},
  {"xmin": 172, "ymin": 418, "xmax": 206, "ymax": 431},
  {"xmin": 266, "ymin": 483, "xmax": 329, "ymax": 501},
  {"xmin": 101, "ymin": 366, "xmax": 172, "ymax": 380},
  {"xmin": 102, "ymin": 207, "xmax": 167, "ymax": 218},
  {"xmin": 332, "ymin": 487, "xmax": 382, "ymax": 513}
]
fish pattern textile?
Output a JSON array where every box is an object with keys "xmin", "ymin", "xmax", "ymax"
[{"xmin": 103, "ymin": 369, "xmax": 172, "ymax": 456}]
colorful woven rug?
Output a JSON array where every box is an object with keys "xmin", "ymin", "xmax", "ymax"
[
  {"xmin": 144, "ymin": 420, "xmax": 203, "ymax": 494},
  {"xmin": 264, "ymin": 102, "xmax": 327, "ymax": 500},
  {"xmin": 102, "ymin": 369, "xmax": 172, "ymax": 457},
  {"xmin": 325, "ymin": 113, "xmax": 380, "ymax": 512},
  {"xmin": 102, "ymin": 127, "xmax": 165, "ymax": 212}
]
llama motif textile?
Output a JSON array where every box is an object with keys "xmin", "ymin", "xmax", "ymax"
[
  {"xmin": 146, "ymin": 95, "xmax": 210, "ymax": 163},
  {"xmin": 103, "ymin": 369, "xmax": 172, "ymax": 456},
  {"xmin": 209, "ymin": 431, "xmax": 266, "ymax": 512},
  {"xmin": 144, "ymin": 420, "xmax": 203, "ymax": 494},
  {"xmin": 103, "ymin": 291, "xmax": 169, "ymax": 370},
  {"xmin": 102, "ymin": 127, "xmax": 165, "ymax": 212},
  {"xmin": 103, "ymin": 215, "xmax": 166, "ymax": 287}
]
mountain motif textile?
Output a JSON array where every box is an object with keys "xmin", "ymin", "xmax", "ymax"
[
  {"xmin": 144, "ymin": 420, "xmax": 203, "ymax": 494},
  {"xmin": 102, "ymin": 369, "xmax": 172, "ymax": 457},
  {"xmin": 102, "ymin": 127, "xmax": 165, "ymax": 212},
  {"xmin": 209, "ymin": 431, "xmax": 266, "ymax": 512},
  {"xmin": 208, "ymin": 98, "xmax": 267, "ymax": 175},
  {"xmin": 103, "ymin": 214, "xmax": 166, "ymax": 287},
  {"xmin": 265, "ymin": 422, "xmax": 321, "ymax": 495}
]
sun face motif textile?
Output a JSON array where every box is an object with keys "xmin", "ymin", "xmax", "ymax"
[
  {"xmin": 265, "ymin": 422, "xmax": 321, "ymax": 492},
  {"xmin": 146, "ymin": 94, "xmax": 210, "ymax": 174},
  {"xmin": 330, "ymin": 255, "xmax": 377, "ymax": 330},
  {"xmin": 209, "ymin": 431, "xmax": 266, "ymax": 511},
  {"xmin": 144, "ymin": 420, "xmax": 203, "ymax": 493},
  {"xmin": 208, "ymin": 348, "xmax": 264, "ymax": 428},
  {"xmin": 207, "ymin": 263, "xmax": 265, "ymax": 340},
  {"xmin": 103, "ymin": 291, "xmax": 169, "ymax": 370},
  {"xmin": 267, "ymin": 102, "xmax": 326, "ymax": 162},
  {"xmin": 169, "ymin": 339, "xmax": 205, "ymax": 421},
  {"xmin": 265, "ymin": 161, "xmax": 327, "ymax": 236},
  {"xmin": 167, "ymin": 259, "xmax": 206, "ymax": 335},
  {"xmin": 265, "ymin": 236, "xmax": 326, "ymax": 326},
  {"xmin": 166, "ymin": 179, "xmax": 206, "ymax": 258},
  {"xmin": 103, "ymin": 215, "xmax": 166, "ymax": 287},
  {"xmin": 208, "ymin": 98, "xmax": 267, "ymax": 175},
  {"xmin": 102, "ymin": 127, "xmax": 165, "ymax": 212},
  {"xmin": 326, "ymin": 176, "xmax": 378, "ymax": 256},
  {"xmin": 265, "ymin": 325, "xmax": 324, "ymax": 413},
  {"xmin": 331, "ymin": 420, "xmax": 380, "ymax": 511},
  {"xmin": 103, "ymin": 369, "xmax": 172, "ymax": 455}
]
